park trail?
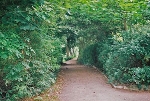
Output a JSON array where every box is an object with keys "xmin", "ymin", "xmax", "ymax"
[{"xmin": 58, "ymin": 59, "xmax": 150, "ymax": 101}]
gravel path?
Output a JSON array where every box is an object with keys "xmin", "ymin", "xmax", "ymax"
[{"xmin": 58, "ymin": 59, "xmax": 150, "ymax": 101}]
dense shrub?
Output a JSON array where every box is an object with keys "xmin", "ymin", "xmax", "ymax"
[
  {"xmin": 78, "ymin": 43, "xmax": 98, "ymax": 66},
  {"xmin": 0, "ymin": 33, "xmax": 62, "ymax": 101},
  {"xmin": 104, "ymin": 27, "xmax": 150, "ymax": 86},
  {"xmin": 2, "ymin": 61, "xmax": 53, "ymax": 100},
  {"xmin": 0, "ymin": 1, "xmax": 63, "ymax": 101},
  {"xmin": 79, "ymin": 25, "xmax": 150, "ymax": 89},
  {"xmin": 97, "ymin": 39, "xmax": 112, "ymax": 71},
  {"xmin": 78, "ymin": 39, "xmax": 112, "ymax": 71}
]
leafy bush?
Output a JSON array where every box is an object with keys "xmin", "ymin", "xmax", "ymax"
[
  {"xmin": 78, "ymin": 38, "xmax": 112, "ymax": 71},
  {"xmin": 97, "ymin": 39, "xmax": 112, "ymax": 71},
  {"xmin": 0, "ymin": 34, "xmax": 62, "ymax": 101},
  {"xmin": 3, "ymin": 60, "xmax": 59, "ymax": 100},
  {"xmin": 130, "ymin": 66, "xmax": 150, "ymax": 85},
  {"xmin": 78, "ymin": 25, "xmax": 150, "ymax": 89},
  {"xmin": 0, "ymin": 1, "xmax": 63, "ymax": 101},
  {"xmin": 104, "ymin": 26, "xmax": 150, "ymax": 87},
  {"xmin": 78, "ymin": 43, "xmax": 98, "ymax": 66}
]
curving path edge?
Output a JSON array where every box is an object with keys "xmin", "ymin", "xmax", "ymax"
[{"xmin": 58, "ymin": 59, "xmax": 150, "ymax": 101}]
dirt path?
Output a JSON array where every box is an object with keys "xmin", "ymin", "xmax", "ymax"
[{"xmin": 58, "ymin": 59, "xmax": 150, "ymax": 101}]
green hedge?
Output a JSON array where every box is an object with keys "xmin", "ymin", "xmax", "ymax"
[
  {"xmin": 0, "ymin": 1, "xmax": 63, "ymax": 101},
  {"xmin": 78, "ymin": 43, "xmax": 98, "ymax": 66},
  {"xmin": 78, "ymin": 26, "xmax": 150, "ymax": 89},
  {"xmin": 105, "ymin": 29, "xmax": 150, "ymax": 86},
  {"xmin": 0, "ymin": 30, "xmax": 63, "ymax": 101}
]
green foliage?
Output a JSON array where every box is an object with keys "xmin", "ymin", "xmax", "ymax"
[
  {"xmin": 0, "ymin": 0, "xmax": 150, "ymax": 100},
  {"xmin": 104, "ymin": 26, "xmax": 150, "ymax": 85},
  {"xmin": 2, "ymin": 60, "xmax": 59, "ymax": 101},
  {"xmin": 78, "ymin": 43, "xmax": 98, "ymax": 66},
  {"xmin": 64, "ymin": 56, "xmax": 74, "ymax": 61},
  {"xmin": 0, "ymin": 30, "xmax": 27, "ymax": 60},
  {"xmin": 79, "ymin": 25, "xmax": 150, "ymax": 89},
  {"xmin": 0, "ymin": 1, "xmax": 64, "ymax": 101},
  {"xmin": 97, "ymin": 39, "xmax": 112, "ymax": 71},
  {"xmin": 76, "ymin": 0, "xmax": 150, "ymax": 89}
]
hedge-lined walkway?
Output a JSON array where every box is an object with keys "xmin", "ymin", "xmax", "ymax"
[{"xmin": 58, "ymin": 59, "xmax": 150, "ymax": 101}]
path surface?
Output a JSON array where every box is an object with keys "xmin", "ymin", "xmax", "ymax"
[{"xmin": 58, "ymin": 59, "xmax": 150, "ymax": 101}]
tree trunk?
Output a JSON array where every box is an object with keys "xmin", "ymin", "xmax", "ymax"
[
  {"xmin": 124, "ymin": 19, "xmax": 128, "ymax": 31},
  {"xmin": 66, "ymin": 45, "xmax": 70, "ymax": 58}
]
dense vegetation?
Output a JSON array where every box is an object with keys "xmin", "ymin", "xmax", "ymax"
[
  {"xmin": 77, "ymin": 0, "xmax": 150, "ymax": 89},
  {"xmin": 0, "ymin": 0, "xmax": 150, "ymax": 100},
  {"xmin": 0, "ymin": 0, "xmax": 64, "ymax": 100}
]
